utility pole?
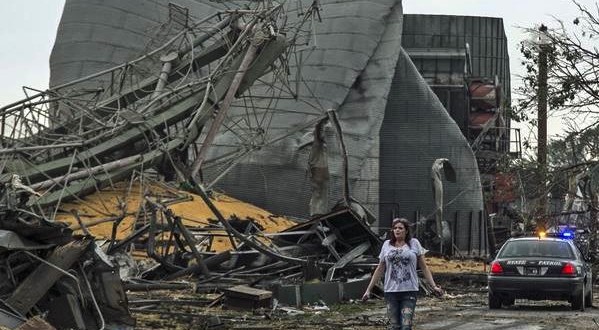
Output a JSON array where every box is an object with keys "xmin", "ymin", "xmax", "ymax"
[{"xmin": 536, "ymin": 24, "xmax": 549, "ymax": 231}]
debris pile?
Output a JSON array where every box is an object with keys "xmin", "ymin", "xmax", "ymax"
[
  {"xmin": 0, "ymin": 222, "xmax": 134, "ymax": 329},
  {"xmin": 54, "ymin": 179, "xmax": 383, "ymax": 301},
  {"xmin": 0, "ymin": 177, "xmax": 384, "ymax": 328}
]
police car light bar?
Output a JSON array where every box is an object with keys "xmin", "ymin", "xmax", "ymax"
[{"xmin": 512, "ymin": 227, "xmax": 581, "ymax": 239}]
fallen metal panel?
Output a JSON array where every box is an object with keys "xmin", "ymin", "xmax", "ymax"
[
  {"xmin": 0, "ymin": 307, "xmax": 24, "ymax": 329},
  {"xmin": 0, "ymin": 230, "xmax": 54, "ymax": 250},
  {"xmin": 325, "ymin": 241, "xmax": 371, "ymax": 281},
  {"xmin": 280, "ymin": 207, "xmax": 382, "ymax": 256}
]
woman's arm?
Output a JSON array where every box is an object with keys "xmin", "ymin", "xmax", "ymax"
[
  {"xmin": 418, "ymin": 255, "xmax": 443, "ymax": 295},
  {"xmin": 362, "ymin": 261, "xmax": 385, "ymax": 301}
]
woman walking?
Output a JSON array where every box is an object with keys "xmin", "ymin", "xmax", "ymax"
[{"xmin": 362, "ymin": 218, "xmax": 443, "ymax": 330}]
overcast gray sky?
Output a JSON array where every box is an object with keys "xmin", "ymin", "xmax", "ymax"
[
  {"xmin": 0, "ymin": 0, "xmax": 592, "ymax": 138},
  {"xmin": 0, "ymin": 1, "xmax": 65, "ymax": 105}
]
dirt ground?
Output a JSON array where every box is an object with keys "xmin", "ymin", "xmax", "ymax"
[{"xmin": 130, "ymin": 277, "xmax": 599, "ymax": 329}]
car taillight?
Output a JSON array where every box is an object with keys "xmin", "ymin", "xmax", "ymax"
[
  {"xmin": 561, "ymin": 263, "xmax": 576, "ymax": 276},
  {"xmin": 490, "ymin": 261, "xmax": 503, "ymax": 274}
]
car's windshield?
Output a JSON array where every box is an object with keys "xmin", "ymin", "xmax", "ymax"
[{"xmin": 498, "ymin": 240, "xmax": 574, "ymax": 259}]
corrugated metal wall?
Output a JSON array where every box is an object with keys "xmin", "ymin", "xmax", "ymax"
[
  {"xmin": 49, "ymin": 0, "xmax": 222, "ymax": 88},
  {"xmin": 50, "ymin": 0, "xmax": 405, "ymax": 220},
  {"xmin": 402, "ymin": 14, "xmax": 510, "ymax": 94},
  {"xmin": 379, "ymin": 48, "xmax": 485, "ymax": 253},
  {"xmin": 402, "ymin": 15, "xmax": 511, "ymax": 154},
  {"xmin": 375, "ymin": 14, "xmax": 511, "ymax": 254},
  {"xmin": 204, "ymin": 0, "xmax": 404, "ymax": 219}
]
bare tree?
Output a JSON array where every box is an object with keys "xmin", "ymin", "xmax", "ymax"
[
  {"xmin": 509, "ymin": 1, "xmax": 599, "ymax": 235},
  {"xmin": 515, "ymin": 0, "xmax": 599, "ymax": 141}
]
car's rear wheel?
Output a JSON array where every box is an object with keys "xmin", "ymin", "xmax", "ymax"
[
  {"xmin": 572, "ymin": 283, "xmax": 585, "ymax": 311},
  {"xmin": 585, "ymin": 281, "xmax": 593, "ymax": 307},
  {"xmin": 488, "ymin": 292, "xmax": 502, "ymax": 309}
]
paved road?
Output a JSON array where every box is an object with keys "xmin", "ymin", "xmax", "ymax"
[
  {"xmin": 414, "ymin": 292, "xmax": 599, "ymax": 330},
  {"xmin": 358, "ymin": 290, "xmax": 599, "ymax": 329},
  {"xmin": 419, "ymin": 304, "xmax": 599, "ymax": 329}
]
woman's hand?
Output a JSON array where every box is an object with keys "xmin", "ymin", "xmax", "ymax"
[
  {"xmin": 361, "ymin": 291, "xmax": 371, "ymax": 301},
  {"xmin": 432, "ymin": 285, "xmax": 444, "ymax": 297}
]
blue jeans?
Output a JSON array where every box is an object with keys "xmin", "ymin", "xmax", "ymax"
[{"xmin": 385, "ymin": 291, "xmax": 417, "ymax": 330}]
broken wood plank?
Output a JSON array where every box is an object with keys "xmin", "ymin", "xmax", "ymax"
[
  {"xmin": 123, "ymin": 282, "xmax": 194, "ymax": 291},
  {"xmin": 6, "ymin": 239, "xmax": 92, "ymax": 315},
  {"xmin": 15, "ymin": 316, "xmax": 56, "ymax": 330},
  {"xmin": 224, "ymin": 285, "xmax": 272, "ymax": 310},
  {"xmin": 224, "ymin": 285, "xmax": 272, "ymax": 301}
]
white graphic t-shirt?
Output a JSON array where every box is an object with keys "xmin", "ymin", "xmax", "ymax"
[{"xmin": 378, "ymin": 238, "xmax": 424, "ymax": 292}]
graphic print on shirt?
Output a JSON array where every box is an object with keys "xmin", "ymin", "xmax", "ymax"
[{"xmin": 388, "ymin": 248, "xmax": 411, "ymax": 284}]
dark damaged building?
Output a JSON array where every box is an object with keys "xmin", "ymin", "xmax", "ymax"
[
  {"xmin": 44, "ymin": 1, "xmax": 515, "ymax": 256},
  {"xmin": 379, "ymin": 14, "xmax": 513, "ymax": 252},
  {"xmin": 398, "ymin": 14, "xmax": 518, "ymax": 247}
]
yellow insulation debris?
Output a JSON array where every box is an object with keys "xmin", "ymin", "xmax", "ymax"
[
  {"xmin": 55, "ymin": 181, "xmax": 296, "ymax": 252},
  {"xmin": 425, "ymin": 257, "xmax": 486, "ymax": 274}
]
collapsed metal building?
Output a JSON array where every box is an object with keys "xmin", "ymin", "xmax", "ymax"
[
  {"xmin": 0, "ymin": 0, "xmax": 517, "ymax": 327},
  {"xmin": 19, "ymin": 1, "xmax": 514, "ymax": 256}
]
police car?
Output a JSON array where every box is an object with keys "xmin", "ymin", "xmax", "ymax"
[{"xmin": 487, "ymin": 230, "xmax": 593, "ymax": 311}]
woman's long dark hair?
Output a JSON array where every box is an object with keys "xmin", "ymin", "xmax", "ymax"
[{"xmin": 388, "ymin": 217, "xmax": 412, "ymax": 246}]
